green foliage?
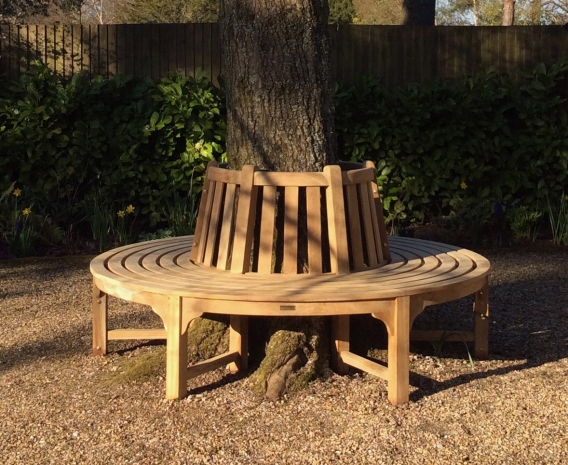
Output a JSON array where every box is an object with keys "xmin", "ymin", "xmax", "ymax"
[
  {"xmin": 547, "ymin": 193, "xmax": 568, "ymax": 245},
  {"xmin": 335, "ymin": 58, "xmax": 568, "ymax": 229},
  {"xmin": 115, "ymin": 0, "xmax": 219, "ymax": 23},
  {"xmin": 329, "ymin": 0, "xmax": 356, "ymax": 24},
  {"xmin": 506, "ymin": 206, "xmax": 542, "ymax": 242},
  {"xmin": 0, "ymin": 183, "xmax": 64, "ymax": 257},
  {"xmin": 0, "ymin": 62, "xmax": 226, "ymax": 235}
]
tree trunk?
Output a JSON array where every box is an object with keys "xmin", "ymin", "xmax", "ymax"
[
  {"xmin": 502, "ymin": 0, "xmax": 515, "ymax": 25},
  {"xmin": 220, "ymin": 0, "xmax": 338, "ymax": 171},
  {"xmin": 402, "ymin": 0, "xmax": 436, "ymax": 25},
  {"xmin": 217, "ymin": 0, "xmax": 338, "ymax": 400}
]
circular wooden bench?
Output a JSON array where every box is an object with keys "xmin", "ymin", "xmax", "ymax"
[{"xmin": 92, "ymin": 161, "xmax": 490, "ymax": 405}]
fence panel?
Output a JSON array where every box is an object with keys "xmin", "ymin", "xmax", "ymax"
[{"xmin": 0, "ymin": 24, "xmax": 566, "ymax": 87}]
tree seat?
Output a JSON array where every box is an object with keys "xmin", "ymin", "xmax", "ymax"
[{"xmin": 91, "ymin": 235, "xmax": 490, "ymax": 405}]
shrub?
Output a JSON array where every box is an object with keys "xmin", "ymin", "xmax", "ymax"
[{"xmin": 335, "ymin": 58, "xmax": 568, "ymax": 225}]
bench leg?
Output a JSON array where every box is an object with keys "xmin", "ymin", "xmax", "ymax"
[
  {"xmin": 474, "ymin": 277, "xmax": 489, "ymax": 359},
  {"xmin": 387, "ymin": 296, "xmax": 410, "ymax": 405},
  {"xmin": 331, "ymin": 315, "xmax": 350, "ymax": 375},
  {"xmin": 164, "ymin": 297, "xmax": 188, "ymax": 400},
  {"xmin": 92, "ymin": 283, "xmax": 108, "ymax": 356},
  {"xmin": 228, "ymin": 315, "xmax": 248, "ymax": 372}
]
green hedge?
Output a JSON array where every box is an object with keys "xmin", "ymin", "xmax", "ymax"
[
  {"xmin": 0, "ymin": 63, "xmax": 225, "ymax": 228},
  {"xmin": 335, "ymin": 59, "xmax": 568, "ymax": 223},
  {"xmin": 1, "ymin": 58, "xmax": 568, "ymax": 236}
]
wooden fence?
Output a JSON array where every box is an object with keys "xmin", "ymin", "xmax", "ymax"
[{"xmin": 1, "ymin": 24, "xmax": 567, "ymax": 87}]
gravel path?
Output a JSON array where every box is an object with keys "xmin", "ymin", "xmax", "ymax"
[{"xmin": 1, "ymin": 250, "xmax": 567, "ymax": 464}]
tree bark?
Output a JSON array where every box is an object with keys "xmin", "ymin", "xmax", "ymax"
[
  {"xmin": 402, "ymin": 0, "xmax": 436, "ymax": 25},
  {"xmin": 217, "ymin": 0, "xmax": 337, "ymax": 400},
  {"xmin": 502, "ymin": 0, "xmax": 515, "ymax": 25},
  {"xmin": 220, "ymin": 0, "xmax": 338, "ymax": 171}
]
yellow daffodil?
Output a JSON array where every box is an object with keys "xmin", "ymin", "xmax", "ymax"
[
  {"xmin": 460, "ymin": 182, "xmax": 468, "ymax": 190},
  {"xmin": 22, "ymin": 208, "xmax": 31, "ymax": 216},
  {"xmin": 13, "ymin": 188, "xmax": 22, "ymax": 197},
  {"xmin": 565, "ymin": 195, "xmax": 568, "ymax": 202},
  {"xmin": 117, "ymin": 210, "xmax": 125, "ymax": 218},
  {"xmin": 126, "ymin": 204, "xmax": 135, "ymax": 214}
]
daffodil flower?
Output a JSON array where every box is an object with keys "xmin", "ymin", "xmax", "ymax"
[
  {"xmin": 13, "ymin": 188, "xmax": 22, "ymax": 197},
  {"xmin": 460, "ymin": 182, "xmax": 468, "ymax": 190},
  {"xmin": 22, "ymin": 208, "xmax": 31, "ymax": 216},
  {"xmin": 126, "ymin": 205, "xmax": 135, "ymax": 214},
  {"xmin": 117, "ymin": 210, "xmax": 125, "ymax": 218}
]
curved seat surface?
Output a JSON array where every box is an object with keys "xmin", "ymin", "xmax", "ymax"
[{"xmin": 91, "ymin": 236, "xmax": 490, "ymax": 307}]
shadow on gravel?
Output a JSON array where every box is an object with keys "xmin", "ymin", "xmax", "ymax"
[
  {"xmin": 408, "ymin": 362, "xmax": 529, "ymax": 402},
  {"xmin": 0, "ymin": 322, "xmax": 92, "ymax": 373},
  {"xmin": 353, "ymin": 248, "xmax": 568, "ymax": 401}
]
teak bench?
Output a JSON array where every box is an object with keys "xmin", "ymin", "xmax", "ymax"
[{"xmin": 91, "ymin": 161, "xmax": 490, "ymax": 405}]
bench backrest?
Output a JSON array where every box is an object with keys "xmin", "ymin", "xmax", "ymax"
[{"xmin": 190, "ymin": 161, "xmax": 390, "ymax": 275}]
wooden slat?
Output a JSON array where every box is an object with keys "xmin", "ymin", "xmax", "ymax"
[
  {"xmin": 324, "ymin": 165, "xmax": 350, "ymax": 274},
  {"xmin": 282, "ymin": 187, "xmax": 299, "ymax": 274},
  {"xmin": 254, "ymin": 171, "xmax": 328, "ymax": 187},
  {"xmin": 176, "ymin": 23, "xmax": 187, "ymax": 76},
  {"xmin": 108, "ymin": 328, "xmax": 166, "ymax": 340},
  {"xmin": 365, "ymin": 161, "xmax": 390, "ymax": 263},
  {"xmin": 186, "ymin": 23, "xmax": 195, "ymax": 77},
  {"xmin": 17, "ymin": 25, "xmax": 26, "ymax": 78},
  {"xmin": 187, "ymin": 351, "xmax": 240, "ymax": 379},
  {"xmin": 62, "ymin": 25, "xmax": 72, "ymax": 79},
  {"xmin": 306, "ymin": 186, "xmax": 322, "ymax": 274},
  {"xmin": 366, "ymin": 181, "xmax": 384, "ymax": 265},
  {"xmin": 211, "ymin": 23, "xmax": 221, "ymax": 86},
  {"xmin": 202, "ymin": 181, "xmax": 225, "ymax": 267},
  {"xmin": 340, "ymin": 351, "xmax": 388, "ymax": 380},
  {"xmin": 258, "ymin": 186, "xmax": 277, "ymax": 274},
  {"xmin": 208, "ymin": 166, "xmax": 244, "ymax": 184},
  {"xmin": 150, "ymin": 23, "xmax": 160, "ymax": 80},
  {"xmin": 47, "ymin": 25, "xmax": 56, "ymax": 74},
  {"xmin": 358, "ymin": 183, "xmax": 378, "ymax": 268},
  {"xmin": 71, "ymin": 25, "xmax": 82, "ymax": 74},
  {"xmin": 134, "ymin": 24, "xmax": 145, "ymax": 78},
  {"xmin": 194, "ymin": 23, "xmax": 204, "ymax": 76},
  {"xmin": 230, "ymin": 165, "xmax": 257, "ymax": 273},
  {"xmin": 341, "ymin": 167, "xmax": 375, "ymax": 185},
  {"xmin": 98, "ymin": 24, "xmax": 109, "ymax": 77},
  {"xmin": 27, "ymin": 26, "xmax": 37, "ymax": 70},
  {"xmin": 81, "ymin": 24, "xmax": 91, "ymax": 75},
  {"xmin": 202, "ymin": 23, "xmax": 213, "ymax": 80},
  {"xmin": 107, "ymin": 25, "xmax": 117, "ymax": 77},
  {"xmin": 116, "ymin": 24, "xmax": 126, "ymax": 75},
  {"xmin": 216, "ymin": 183, "xmax": 237, "ymax": 270},
  {"xmin": 197, "ymin": 180, "xmax": 218, "ymax": 263},
  {"xmin": 346, "ymin": 184, "xmax": 364, "ymax": 271},
  {"xmin": 190, "ymin": 161, "xmax": 218, "ymax": 261},
  {"xmin": 159, "ymin": 23, "xmax": 171, "ymax": 77}
]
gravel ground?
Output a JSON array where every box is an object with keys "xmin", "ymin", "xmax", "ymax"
[{"xmin": 1, "ymin": 249, "xmax": 568, "ymax": 464}]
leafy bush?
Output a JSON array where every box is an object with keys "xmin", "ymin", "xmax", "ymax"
[
  {"xmin": 0, "ymin": 63, "xmax": 226, "ymax": 232},
  {"xmin": 335, "ymin": 58, "xmax": 568, "ymax": 225}
]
